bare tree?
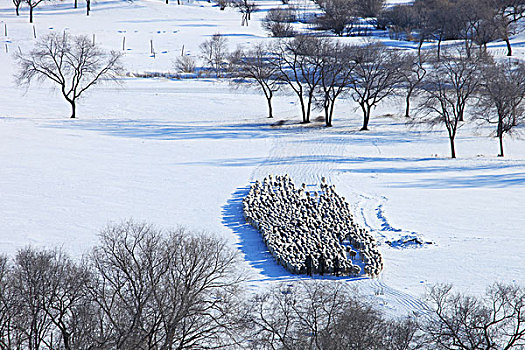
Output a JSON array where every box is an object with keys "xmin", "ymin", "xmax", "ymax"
[
  {"xmin": 12, "ymin": 0, "xmax": 22, "ymax": 16},
  {"xmin": 215, "ymin": 0, "xmax": 230, "ymax": 11},
  {"xmin": 247, "ymin": 281, "xmax": 355, "ymax": 350},
  {"xmin": 476, "ymin": 58, "xmax": 525, "ymax": 157},
  {"xmin": 417, "ymin": 50, "xmax": 482, "ymax": 158},
  {"xmin": 89, "ymin": 220, "xmax": 246, "ymax": 350},
  {"xmin": 316, "ymin": 42, "xmax": 355, "ymax": 126},
  {"xmin": 348, "ymin": 42, "xmax": 403, "ymax": 130},
  {"xmin": 492, "ymin": 0, "xmax": 525, "ymax": 56},
  {"xmin": 412, "ymin": 0, "xmax": 447, "ymax": 56},
  {"xmin": 234, "ymin": 0, "xmax": 257, "ymax": 26},
  {"xmin": 230, "ymin": 44, "xmax": 281, "ymax": 118},
  {"xmin": 262, "ymin": 8, "xmax": 296, "ymax": 37},
  {"xmin": 15, "ymin": 32, "xmax": 123, "ymax": 119},
  {"xmin": 453, "ymin": 0, "xmax": 493, "ymax": 58},
  {"xmin": 24, "ymin": 0, "xmax": 47, "ymax": 23},
  {"xmin": 200, "ymin": 33, "xmax": 229, "ymax": 78},
  {"xmin": 399, "ymin": 51, "xmax": 427, "ymax": 118},
  {"xmin": 422, "ymin": 283, "xmax": 525, "ymax": 349},
  {"xmin": 272, "ymin": 36, "xmax": 328, "ymax": 124}
]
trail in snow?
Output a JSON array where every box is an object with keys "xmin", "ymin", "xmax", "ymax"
[
  {"xmin": 356, "ymin": 195, "xmax": 432, "ymax": 248},
  {"xmin": 222, "ymin": 123, "xmax": 430, "ymax": 315}
]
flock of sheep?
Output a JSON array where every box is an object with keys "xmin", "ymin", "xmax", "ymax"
[{"xmin": 243, "ymin": 175, "xmax": 384, "ymax": 277}]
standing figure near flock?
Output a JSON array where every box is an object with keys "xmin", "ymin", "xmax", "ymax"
[
  {"xmin": 318, "ymin": 253, "xmax": 326, "ymax": 276},
  {"xmin": 305, "ymin": 254, "xmax": 313, "ymax": 276}
]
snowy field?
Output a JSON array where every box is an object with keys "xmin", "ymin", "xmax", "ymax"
[{"xmin": 1, "ymin": 0, "xmax": 524, "ymax": 316}]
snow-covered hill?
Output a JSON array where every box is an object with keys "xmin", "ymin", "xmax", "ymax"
[{"xmin": 1, "ymin": 0, "xmax": 524, "ymax": 316}]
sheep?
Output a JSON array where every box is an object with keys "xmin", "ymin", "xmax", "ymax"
[{"xmin": 242, "ymin": 175, "xmax": 383, "ymax": 277}]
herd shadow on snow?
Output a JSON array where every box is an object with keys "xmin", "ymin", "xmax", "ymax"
[{"xmin": 221, "ymin": 186, "xmax": 367, "ymax": 282}]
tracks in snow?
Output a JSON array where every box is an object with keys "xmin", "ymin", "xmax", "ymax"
[{"xmin": 240, "ymin": 125, "xmax": 430, "ymax": 315}]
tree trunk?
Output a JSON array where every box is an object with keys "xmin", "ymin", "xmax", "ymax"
[
  {"xmin": 266, "ymin": 96, "xmax": 273, "ymax": 118},
  {"xmin": 449, "ymin": 136, "xmax": 456, "ymax": 158},
  {"xmin": 497, "ymin": 121, "xmax": 504, "ymax": 157},
  {"xmin": 29, "ymin": 6, "xmax": 33, "ymax": 23},
  {"xmin": 498, "ymin": 134, "xmax": 504, "ymax": 157},
  {"xmin": 69, "ymin": 100, "xmax": 76, "ymax": 119},
  {"xmin": 360, "ymin": 104, "xmax": 370, "ymax": 131},
  {"xmin": 86, "ymin": 0, "xmax": 90, "ymax": 16},
  {"xmin": 299, "ymin": 96, "xmax": 307, "ymax": 123},
  {"xmin": 326, "ymin": 100, "xmax": 335, "ymax": 127},
  {"xmin": 305, "ymin": 93, "xmax": 313, "ymax": 123},
  {"xmin": 15, "ymin": 5, "xmax": 19, "ymax": 15},
  {"xmin": 437, "ymin": 37, "xmax": 442, "ymax": 61},
  {"xmin": 405, "ymin": 90, "xmax": 412, "ymax": 118},
  {"xmin": 74, "ymin": 0, "xmax": 77, "ymax": 9},
  {"xmin": 505, "ymin": 36, "xmax": 512, "ymax": 56}
]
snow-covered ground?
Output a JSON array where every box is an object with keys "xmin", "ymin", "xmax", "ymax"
[{"xmin": 1, "ymin": 0, "xmax": 524, "ymax": 316}]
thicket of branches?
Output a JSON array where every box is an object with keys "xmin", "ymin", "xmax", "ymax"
[
  {"xmin": 1, "ymin": 223, "xmax": 524, "ymax": 350},
  {"xmin": 0, "ymin": 221, "xmax": 247, "ymax": 350},
  {"xmin": 380, "ymin": 0, "xmax": 525, "ymax": 57}
]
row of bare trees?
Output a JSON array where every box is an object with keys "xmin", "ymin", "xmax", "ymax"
[
  {"xmin": 15, "ymin": 30, "xmax": 525, "ymax": 158},
  {"xmin": 380, "ymin": 0, "xmax": 525, "ymax": 57},
  {"xmin": 12, "ymin": 0, "xmax": 94, "ymax": 22},
  {"xmin": 1, "ymin": 221, "xmax": 525, "ymax": 349},
  {"xmin": 230, "ymin": 37, "xmax": 404, "ymax": 129},
  {"xmin": 227, "ymin": 36, "xmax": 525, "ymax": 158}
]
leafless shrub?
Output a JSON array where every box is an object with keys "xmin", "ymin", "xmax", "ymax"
[
  {"xmin": 215, "ymin": 0, "xmax": 231, "ymax": 10},
  {"xmin": 355, "ymin": 0, "xmax": 385, "ymax": 18},
  {"xmin": 315, "ymin": 0, "xmax": 357, "ymax": 36},
  {"xmin": 262, "ymin": 8, "xmax": 296, "ymax": 37},
  {"xmin": 200, "ymin": 33, "xmax": 229, "ymax": 77},
  {"xmin": 378, "ymin": 5, "xmax": 417, "ymax": 40},
  {"xmin": 175, "ymin": 55, "xmax": 197, "ymax": 73}
]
